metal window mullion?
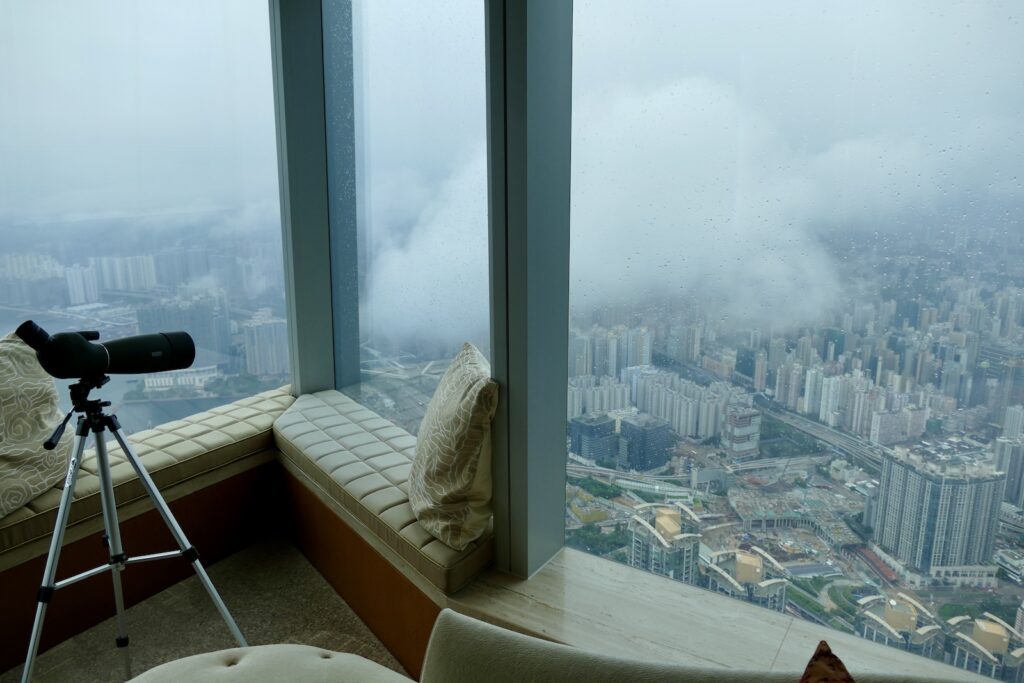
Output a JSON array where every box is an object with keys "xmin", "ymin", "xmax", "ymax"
[
  {"xmin": 269, "ymin": 0, "xmax": 339, "ymax": 395},
  {"xmin": 485, "ymin": 0, "xmax": 512, "ymax": 573},
  {"xmin": 323, "ymin": 0, "xmax": 361, "ymax": 389},
  {"xmin": 486, "ymin": 0, "xmax": 573, "ymax": 578}
]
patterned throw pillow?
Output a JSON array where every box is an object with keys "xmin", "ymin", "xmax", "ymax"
[
  {"xmin": 0, "ymin": 333, "xmax": 72, "ymax": 519},
  {"xmin": 409, "ymin": 342, "xmax": 499, "ymax": 551}
]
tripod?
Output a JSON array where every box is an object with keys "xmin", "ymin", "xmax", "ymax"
[{"xmin": 21, "ymin": 377, "xmax": 247, "ymax": 683}]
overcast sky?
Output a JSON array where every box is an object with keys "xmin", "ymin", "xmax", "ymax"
[
  {"xmin": 0, "ymin": 0, "xmax": 279, "ymax": 225},
  {"xmin": 364, "ymin": 0, "xmax": 1023, "ymax": 345},
  {"xmin": 2, "ymin": 1, "xmax": 1022, "ymax": 347},
  {"xmin": 568, "ymin": 0, "xmax": 1024, "ymax": 324}
]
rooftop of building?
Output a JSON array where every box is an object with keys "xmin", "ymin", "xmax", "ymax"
[
  {"xmin": 725, "ymin": 405, "xmax": 760, "ymax": 417},
  {"xmin": 996, "ymin": 548, "xmax": 1024, "ymax": 565},
  {"xmin": 631, "ymin": 503, "xmax": 703, "ymax": 546},
  {"xmin": 975, "ymin": 619, "xmax": 1009, "ymax": 638},
  {"xmin": 904, "ymin": 435, "xmax": 988, "ymax": 458},
  {"xmin": 620, "ymin": 413, "xmax": 670, "ymax": 429},
  {"xmin": 655, "ymin": 507, "xmax": 682, "ymax": 538},
  {"xmin": 570, "ymin": 413, "xmax": 616, "ymax": 426},
  {"xmin": 890, "ymin": 438, "xmax": 999, "ymax": 479},
  {"xmin": 727, "ymin": 487, "xmax": 863, "ymax": 547}
]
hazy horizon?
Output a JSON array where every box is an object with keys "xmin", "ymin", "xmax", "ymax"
[{"xmin": 2, "ymin": 0, "xmax": 1022, "ymax": 345}]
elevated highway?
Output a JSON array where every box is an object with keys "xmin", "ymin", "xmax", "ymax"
[
  {"xmin": 725, "ymin": 454, "xmax": 831, "ymax": 473},
  {"xmin": 754, "ymin": 396, "xmax": 886, "ymax": 473}
]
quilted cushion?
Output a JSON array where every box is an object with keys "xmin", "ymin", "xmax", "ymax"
[
  {"xmin": 408, "ymin": 344, "xmax": 497, "ymax": 551},
  {"xmin": 273, "ymin": 390, "xmax": 493, "ymax": 593},
  {"xmin": 0, "ymin": 388, "xmax": 295, "ymax": 563}
]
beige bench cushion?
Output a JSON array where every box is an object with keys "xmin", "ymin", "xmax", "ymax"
[
  {"xmin": 0, "ymin": 388, "xmax": 295, "ymax": 562},
  {"xmin": 273, "ymin": 391, "xmax": 493, "ymax": 594}
]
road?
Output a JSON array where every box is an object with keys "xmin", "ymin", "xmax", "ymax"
[
  {"xmin": 566, "ymin": 464, "xmax": 693, "ymax": 497},
  {"xmin": 755, "ymin": 396, "xmax": 887, "ymax": 473},
  {"xmin": 645, "ymin": 357, "xmax": 888, "ymax": 474}
]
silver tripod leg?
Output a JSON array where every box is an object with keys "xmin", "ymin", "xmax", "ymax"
[
  {"xmin": 94, "ymin": 436, "xmax": 132, "ymax": 680},
  {"xmin": 108, "ymin": 422, "xmax": 247, "ymax": 647},
  {"xmin": 21, "ymin": 418, "xmax": 89, "ymax": 683}
]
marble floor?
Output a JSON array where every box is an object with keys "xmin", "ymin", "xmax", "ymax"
[{"xmin": 1, "ymin": 537, "xmax": 405, "ymax": 683}]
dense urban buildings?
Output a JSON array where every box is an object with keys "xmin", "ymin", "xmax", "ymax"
[
  {"xmin": 562, "ymin": 227, "xmax": 1024, "ymax": 678},
  {"xmin": 997, "ymin": 438, "xmax": 1024, "ymax": 508},
  {"xmin": 721, "ymin": 406, "xmax": 762, "ymax": 460},
  {"xmin": 243, "ymin": 309, "xmax": 290, "ymax": 376},
  {"xmin": 569, "ymin": 414, "xmax": 617, "ymax": 465},
  {"xmin": 872, "ymin": 447, "xmax": 1005, "ymax": 584},
  {"xmin": 858, "ymin": 594, "xmax": 943, "ymax": 659},
  {"xmin": 703, "ymin": 548, "xmax": 788, "ymax": 613},
  {"xmin": 0, "ymin": 223, "xmax": 291, "ymax": 429},
  {"xmin": 619, "ymin": 414, "xmax": 672, "ymax": 470},
  {"xmin": 629, "ymin": 505, "xmax": 700, "ymax": 584}
]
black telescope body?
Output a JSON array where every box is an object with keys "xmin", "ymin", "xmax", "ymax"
[{"xmin": 15, "ymin": 321, "xmax": 195, "ymax": 379}]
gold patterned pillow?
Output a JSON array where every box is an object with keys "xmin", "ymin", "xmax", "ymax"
[
  {"xmin": 0, "ymin": 333, "xmax": 72, "ymax": 519},
  {"xmin": 409, "ymin": 342, "xmax": 498, "ymax": 551}
]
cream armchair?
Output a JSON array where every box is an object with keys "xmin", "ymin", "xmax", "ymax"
[{"xmin": 131, "ymin": 608, "xmax": 959, "ymax": 683}]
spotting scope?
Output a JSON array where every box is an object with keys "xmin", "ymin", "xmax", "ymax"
[{"xmin": 15, "ymin": 321, "xmax": 195, "ymax": 380}]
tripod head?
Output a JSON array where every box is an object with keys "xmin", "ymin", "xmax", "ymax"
[
  {"xmin": 46, "ymin": 376, "xmax": 113, "ymax": 450},
  {"xmin": 68, "ymin": 375, "xmax": 112, "ymax": 413}
]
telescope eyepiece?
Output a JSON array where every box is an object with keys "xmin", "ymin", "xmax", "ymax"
[{"xmin": 15, "ymin": 320, "xmax": 52, "ymax": 352}]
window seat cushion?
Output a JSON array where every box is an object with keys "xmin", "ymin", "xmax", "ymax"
[
  {"xmin": 272, "ymin": 390, "xmax": 494, "ymax": 594},
  {"xmin": 0, "ymin": 388, "xmax": 295, "ymax": 569}
]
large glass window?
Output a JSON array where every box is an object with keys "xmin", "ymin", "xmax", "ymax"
[
  {"xmin": 325, "ymin": 1, "xmax": 489, "ymax": 434},
  {"xmin": 0, "ymin": 1, "xmax": 288, "ymax": 428},
  {"xmin": 567, "ymin": 0, "xmax": 1024, "ymax": 673}
]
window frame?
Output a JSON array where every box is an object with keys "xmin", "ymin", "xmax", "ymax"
[
  {"xmin": 269, "ymin": 0, "xmax": 337, "ymax": 395},
  {"xmin": 270, "ymin": 0, "xmax": 573, "ymax": 577},
  {"xmin": 485, "ymin": 0, "xmax": 573, "ymax": 576},
  {"xmin": 269, "ymin": 4, "xmax": 1024, "ymax": 679}
]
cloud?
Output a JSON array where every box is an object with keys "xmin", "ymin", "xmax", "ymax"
[
  {"xmin": 206, "ymin": 200, "xmax": 282, "ymax": 238},
  {"xmin": 364, "ymin": 55, "xmax": 1024, "ymax": 347},
  {"xmin": 362, "ymin": 148, "xmax": 490, "ymax": 353},
  {"xmin": 4, "ymin": 0, "xmax": 1022, "ymax": 353},
  {"xmin": 363, "ymin": 77, "xmax": 840, "ymax": 347},
  {"xmin": 569, "ymin": 77, "xmax": 840, "ymax": 326},
  {"xmin": 0, "ymin": 0, "xmax": 278, "ymax": 223}
]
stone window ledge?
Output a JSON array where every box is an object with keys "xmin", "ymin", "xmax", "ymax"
[{"xmin": 446, "ymin": 548, "xmax": 989, "ymax": 682}]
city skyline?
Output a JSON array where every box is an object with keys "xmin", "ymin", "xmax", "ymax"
[
  {"xmin": 0, "ymin": 210, "xmax": 291, "ymax": 431},
  {"xmin": 563, "ymin": 223, "xmax": 1024, "ymax": 678}
]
